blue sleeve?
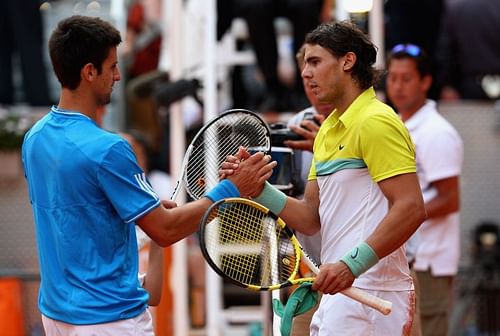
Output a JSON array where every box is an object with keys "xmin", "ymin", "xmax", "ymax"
[{"xmin": 97, "ymin": 140, "xmax": 160, "ymax": 223}]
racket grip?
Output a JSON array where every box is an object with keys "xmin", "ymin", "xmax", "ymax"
[{"xmin": 341, "ymin": 287, "xmax": 392, "ymax": 315}]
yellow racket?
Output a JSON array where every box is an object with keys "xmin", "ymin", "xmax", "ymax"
[{"xmin": 199, "ymin": 197, "xmax": 392, "ymax": 315}]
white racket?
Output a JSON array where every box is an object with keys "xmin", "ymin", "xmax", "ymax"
[{"xmin": 137, "ymin": 109, "xmax": 272, "ymax": 249}]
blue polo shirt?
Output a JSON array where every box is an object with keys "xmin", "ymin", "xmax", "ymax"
[{"xmin": 22, "ymin": 106, "xmax": 160, "ymax": 324}]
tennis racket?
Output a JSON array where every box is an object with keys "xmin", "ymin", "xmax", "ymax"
[
  {"xmin": 199, "ymin": 197, "xmax": 393, "ymax": 316},
  {"xmin": 137, "ymin": 109, "xmax": 271, "ymax": 249}
]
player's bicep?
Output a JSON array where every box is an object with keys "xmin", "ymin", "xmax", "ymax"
[
  {"xmin": 136, "ymin": 206, "xmax": 165, "ymax": 242},
  {"xmin": 378, "ymin": 173, "xmax": 423, "ymax": 208},
  {"xmin": 368, "ymin": 173, "xmax": 426, "ymax": 258}
]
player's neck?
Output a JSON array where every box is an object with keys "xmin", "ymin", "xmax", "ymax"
[
  {"xmin": 58, "ymin": 88, "xmax": 97, "ymax": 121},
  {"xmin": 336, "ymin": 85, "xmax": 364, "ymax": 116},
  {"xmin": 399, "ymin": 100, "xmax": 426, "ymax": 122}
]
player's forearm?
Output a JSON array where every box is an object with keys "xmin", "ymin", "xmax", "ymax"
[
  {"xmin": 425, "ymin": 195, "xmax": 459, "ymax": 219},
  {"xmin": 253, "ymin": 180, "xmax": 321, "ymax": 235},
  {"xmin": 162, "ymin": 198, "xmax": 213, "ymax": 245},
  {"xmin": 139, "ymin": 198, "xmax": 212, "ymax": 247},
  {"xmin": 280, "ymin": 196, "xmax": 321, "ymax": 235},
  {"xmin": 144, "ymin": 242, "xmax": 164, "ymax": 306}
]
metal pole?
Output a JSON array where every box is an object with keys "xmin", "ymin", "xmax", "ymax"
[
  {"xmin": 203, "ymin": 2, "xmax": 223, "ymax": 336},
  {"xmin": 165, "ymin": 0, "xmax": 189, "ymax": 335},
  {"xmin": 369, "ymin": 0, "xmax": 385, "ymax": 70}
]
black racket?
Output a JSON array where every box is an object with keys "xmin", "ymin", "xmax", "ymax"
[{"xmin": 199, "ymin": 197, "xmax": 392, "ymax": 315}]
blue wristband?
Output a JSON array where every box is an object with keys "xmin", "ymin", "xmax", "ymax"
[
  {"xmin": 340, "ymin": 242, "xmax": 379, "ymax": 278},
  {"xmin": 252, "ymin": 182, "xmax": 287, "ymax": 214},
  {"xmin": 206, "ymin": 179, "xmax": 240, "ymax": 202}
]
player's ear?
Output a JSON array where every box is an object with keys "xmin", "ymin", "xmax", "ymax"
[
  {"xmin": 422, "ymin": 74, "xmax": 432, "ymax": 92},
  {"xmin": 81, "ymin": 63, "xmax": 96, "ymax": 82},
  {"xmin": 343, "ymin": 52, "xmax": 357, "ymax": 72}
]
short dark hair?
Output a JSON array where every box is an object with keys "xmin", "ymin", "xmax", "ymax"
[
  {"xmin": 305, "ymin": 21, "xmax": 378, "ymax": 90},
  {"xmin": 387, "ymin": 44, "xmax": 432, "ymax": 78},
  {"xmin": 48, "ymin": 15, "xmax": 122, "ymax": 89}
]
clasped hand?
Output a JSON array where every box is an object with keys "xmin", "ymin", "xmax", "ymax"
[{"xmin": 220, "ymin": 146, "xmax": 276, "ymax": 198}]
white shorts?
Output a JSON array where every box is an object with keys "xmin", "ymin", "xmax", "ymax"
[
  {"xmin": 42, "ymin": 309, "xmax": 154, "ymax": 336},
  {"xmin": 310, "ymin": 289, "xmax": 415, "ymax": 336}
]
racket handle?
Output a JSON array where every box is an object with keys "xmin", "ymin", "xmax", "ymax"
[
  {"xmin": 341, "ymin": 287, "xmax": 392, "ymax": 315},
  {"xmin": 301, "ymin": 250, "xmax": 392, "ymax": 315}
]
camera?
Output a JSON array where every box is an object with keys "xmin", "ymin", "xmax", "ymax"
[{"xmin": 270, "ymin": 111, "xmax": 319, "ymax": 147}]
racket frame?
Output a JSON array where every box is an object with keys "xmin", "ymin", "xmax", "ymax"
[
  {"xmin": 169, "ymin": 109, "xmax": 271, "ymax": 202},
  {"xmin": 199, "ymin": 197, "xmax": 393, "ymax": 315}
]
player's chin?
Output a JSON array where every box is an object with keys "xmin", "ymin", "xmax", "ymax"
[
  {"xmin": 389, "ymin": 96, "xmax": 406, "ymax": 106},
  {"xmin": 97, "ymin": 96, "xmax": 112, "ymax": 106}
]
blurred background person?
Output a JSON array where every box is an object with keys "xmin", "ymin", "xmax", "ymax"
[
  {"xmin": 120, "ymin": 130, "xmax": 168, "ymax": 330},
  {"xmin": 281, "ymin": 44, "xmax": 332, "ymax": 336},
  {"xmin": 384, "ymin": 0, "xmax": 445, "ymax": 100},
  {"xmin": 386, "ymin": 43, "xmax": 464, "ymax": 336},
  {"xmin": 217, "ymin": 0, "xmax": 332, "ymax": 114},
  {"xmin": 97, "ymin": 104, "xmax": 171, "ymax": 331},
  {"xmin": 436, "ymin": 0, "xmax": 500, "ymax": 101},
  {"xmin": 0, "ymin": 0, "xmax": 52, "ymax": 106},
  {"xmin": 122, "ymin": 0, "xmax": 163, "ymax": 83}
]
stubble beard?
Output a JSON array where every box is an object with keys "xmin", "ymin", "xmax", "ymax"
[{"xmin": 97, "ymin": 91, "xmax": 112, "ymax": 106}]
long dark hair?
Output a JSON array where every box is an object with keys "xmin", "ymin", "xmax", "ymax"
[{"xmin": 305, "ymin": 21, "xmax": 379, "ymax": 90}]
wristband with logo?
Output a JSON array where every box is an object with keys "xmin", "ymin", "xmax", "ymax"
[{"xmin": 340, "ymin": 242, "xmax": 379, "ymax": 278}]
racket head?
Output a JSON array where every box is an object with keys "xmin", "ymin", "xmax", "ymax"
[
  {"xmin": 184, "ymin": 109, "xmax": 271, "ymax": 200},
  {"xmin": 199, "ymin": 197, "xmax": 303, "ymax": 291}
]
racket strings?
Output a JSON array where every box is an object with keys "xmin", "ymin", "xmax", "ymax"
[
  {"xmin": 205, "ymin": 204, "xmax": 265, "ymax": 284},
  {"xmin": 185, "ymin": 114, "xmax": 270, "ymax": 199},
  {"xmin": 204, "ymin": 202, "xmax": 298, "ymax": 288},
  {"xmin": 188, "ymin": 119, "xmax": 267, "ymax": 173}
]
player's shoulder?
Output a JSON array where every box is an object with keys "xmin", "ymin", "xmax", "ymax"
[
  {"xmin": 420, "ymin": 105, "xmax": 461, "ymax": 139},
  {"xmin": 359, "ymin": 100, "xmax": 402, "ymax": 130},
  {"xmin": 74, "ymin": 127, "xmax": 132, "ymax": 166},
  {"xmin": 24, "ymin": 111, "xmax": 53, "ymax": 140},
  {"xmin": 96, "ymin": 130, "xmax": 133, "ymax": 159}
]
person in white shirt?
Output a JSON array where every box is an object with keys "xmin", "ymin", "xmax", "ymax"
[{"xmin": 386, "ymin": 43, "xmax": 464, "ymax": 336}]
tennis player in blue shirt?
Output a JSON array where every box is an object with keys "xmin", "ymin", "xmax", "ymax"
[{"xmin": 22, "ymin": 15, "xmax": 274, "ymax": 335}]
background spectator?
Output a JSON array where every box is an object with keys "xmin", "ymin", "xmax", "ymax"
[
  {"xmin": 386, "ymin": 43, "xmax": 464, "ymax": 336},
  {"xmin": 436, "ymin": 0, "xmax": 500, "ymax": 101},
  {"xmin": 0, "ymin": 0, "xmax": 52, "ymax": 106},
  {"xmin": 384, "ymin": 0, "xmax": 445, "ymax": 100},
  {"xmin": 217, "ymin": 0, "xmax": 332, "ymax": 113}
]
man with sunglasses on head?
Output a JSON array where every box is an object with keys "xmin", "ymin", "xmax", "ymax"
[{"xmin": 386, "ymin": 43, "xmax": 464, "ymax": 336}]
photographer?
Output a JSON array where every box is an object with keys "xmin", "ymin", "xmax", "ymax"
[
  {"xmin": 273, "ymin": 44, "xmax": 333, "ymax": 336},
  {"xmin": 265, "ymin": 44, "xmax": 334, "ymax": 269}
]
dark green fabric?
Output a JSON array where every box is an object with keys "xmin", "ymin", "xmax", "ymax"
[{"xmin": 272, "ymin": 282, "xmax": 318, "ymax": 336}]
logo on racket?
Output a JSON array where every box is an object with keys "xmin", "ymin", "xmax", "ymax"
[{"xmin": 197, "ymin": 177, "xmax": 206, "ymax": 188}]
